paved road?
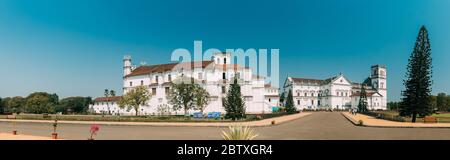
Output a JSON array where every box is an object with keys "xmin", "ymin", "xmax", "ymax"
[{"xmin": 1, "ymin": 112, "xmax": 450, "ymax": 140}]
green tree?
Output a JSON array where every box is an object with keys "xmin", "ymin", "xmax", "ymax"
[
  {"xmin": 193, "ymin": 86, "xmax": 210, "ymax": 114},
  {"xmin": 436, "ymin": 93, "xmax": 448, "ymax": 111},
  {"xmin": 284, "ymin": 89, "xmax": 296, "ymax": 113},
  {"xmin": 279, "ymin": 92, "xmax": 285, "ymax": 106},
  {"xmin": 387, "ymin": 101, "xmax": 400, "ymax": 110},
  {"xmin": 0, "ymin": 97, "xmax": 3, "ymax": 114},
  {"xmin": 6, "ymin": 96, "xmax": 25, "ymax": 114},
  {"xmin": 400, "ymin": 26, "xmax": 433, "ymax": 123},
  {"xmin": 25, "ymin": 92, "xmax": 59, "ymax": 114},
  {"xmin": 223, "ymin": 78, "xmax": 246, "ymax": 120},
  {"xmin": 118, "ymin": 86, "xmax": 151, "ymax": 116},
  {"xmin": 429, "ymin": 95, "xmax": 437, "ymax": 111},
  {"xmin": 357, "ymin": 84, "xmax": 368, "ymax": 113},
  {"xmin": 110, "ymin": 90, "xmax": 116, "ymax": 97},
  {"xmin": 57, "ymin": 97, "xmax": 92, "ymax": 114},
  {"xmin": 447, "ymin": 96, "xmax": 450, "ymax": 112},
  {"xmin": 167, "ymin": 77, "xmax": 197, "ymax": 116},
  {"xmin": 104, "ymin": 89, "xmax": 111, "ymax": 114}
]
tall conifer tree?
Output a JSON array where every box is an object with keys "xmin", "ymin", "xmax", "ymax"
[
  {"xmin": 357, "ymin": 84, "xmax": 368, "ymax": 113},
  {"xmin": 400, "ymin": 26, "xmax": 433, "ymax": 122},
  {"xmin": 223, "ymin": 78, "xmax": 246, "ymax": 120},
  {"xmin": 285, "ymin": 89, "xmax": 296, "ymax": 113}
]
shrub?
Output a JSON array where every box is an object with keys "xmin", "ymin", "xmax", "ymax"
[
  {"xmin": 358, "ymin": 120, "xmax": 364, "ymax": 126},
  {"xmin": 221, "ymin": 125, "xmax": 258, "ymax": 140},
  {"xmin": 89, "ymin": 124, "xmax": 100, "ymax": 140}
]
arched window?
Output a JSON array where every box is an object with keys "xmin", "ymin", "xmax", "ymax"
[
  {"xmin": 222, "ymin": 72, "xmax": 226, "ymax": 80},
  {"xmin": 224, "ymin": 58, "xmax": 227, "ymax": 64}
]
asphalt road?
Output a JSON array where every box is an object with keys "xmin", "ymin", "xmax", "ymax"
[{"xmin": 1, "ymin": 112, "xmax": 450, "ymax": 140}]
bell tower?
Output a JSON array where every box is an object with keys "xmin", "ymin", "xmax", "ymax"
[
  {"xmin": 123, "ymin": 55, "xmax": 132, "ymax": 77},
  {"xmin": 370, "ymin": 65, "xmax": 387, "ymax": 108},
  {"xmin": 370, "ymin": 65, "xmax": 387, "ymax": 91}
]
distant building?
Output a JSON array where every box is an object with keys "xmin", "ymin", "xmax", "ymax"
[
  {"xmin": 90, "ymin": 53, "xmax": 279, "ymax": 115},
  {"xmin": 283, "ymin": 65, "xmax": 387, "ymax": 110}
]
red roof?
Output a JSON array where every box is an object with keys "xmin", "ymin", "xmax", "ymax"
[
  {"xmin": 350, "ymin": 92, "xmax": 378, "ymax": 97},
  {"xmin": 291, "ymin": 78, "xmax": 324, "ymax": 84},
  {"xmin": 94, "ymin": 96, "xmax": 121, "ymax": 102}
]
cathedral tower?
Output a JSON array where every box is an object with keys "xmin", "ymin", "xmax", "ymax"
[{"xmin": 123, "ymin": 55, "xmax": 132, "ymax": 77}]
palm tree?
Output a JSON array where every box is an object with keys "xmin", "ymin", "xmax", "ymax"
[
  {"xmin": 104, "ymin": 89, "xmax": 110, "ymax": 115},
  {"xmin": 110, "ymin": 90, "xmax": 116, "ymax": 97}
]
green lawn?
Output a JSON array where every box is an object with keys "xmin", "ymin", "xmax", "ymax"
[
  {"xmin": 432, "ymin": 113, "xmax": 450, "ymax": 118},
  {"xmin": 369, "ymin": 111, "xmax": 450, "ymax": 123},
  {"xmin": 0, "ymin": 113, "xmax": 290, "ymax": 122}
]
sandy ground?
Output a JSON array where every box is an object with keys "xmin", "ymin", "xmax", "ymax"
[
  {"xmin": 0, "ymin": 133, "xmax": 56, "ymax": 140},
  {"xmin": 342, "ymin": 112, "xmax": 450, "ymax": 128}
]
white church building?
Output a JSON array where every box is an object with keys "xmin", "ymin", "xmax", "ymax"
[
  {"xmin": 90, "ymin": 52, "xmax": 280, "ymax": 115},
  {"xmin": 283, "ymin": 65, "xmax": 387, "ymax": 111}
]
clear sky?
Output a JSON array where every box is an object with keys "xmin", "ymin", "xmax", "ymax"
[{"xmin": 0, "ymin": 0, "xmax": 449, "ymax": 101}]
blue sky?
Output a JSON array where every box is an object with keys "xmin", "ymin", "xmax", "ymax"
[{"xmin": 0, "ymin": 0, "xmax": 449, "ymax": 101}]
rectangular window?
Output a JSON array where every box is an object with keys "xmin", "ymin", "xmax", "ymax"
[
  {"xmin": 198, "ymin": 72, "xmax": 203, "ymax": 80},
  {"xmin": 141, "ymin": 80, "xmax": 144, "ymax": 86},
  {"xmin": 304, "ymin": 93, "xmax": 307, "ymax": 97},
  {"xmin": 155, "ymin": 76, "xmax": 159, "ymax": 83},
  {"xmin": 165, "ymin": 87, "xmax": 170, "ymax": 94},
  {"xmin": 297, "ymin": 100, "xmax": 300, "ymax": 105},
  {"xmin": 168, "ymin": 74, "xmax": 172, "ymax": 82},
  {"xmin": 130, "ymin": 82, "xmax": 133, "ymax": 87},
  {"xmin": 222, "ymin": 86, "xmax": 226, "ymax": 94},
  {"xmin": 152, "ymin": 88, "xmax": 156, "ymax": 95},
  {"xmin": 222, "ymin": 73, "xmax": 226, "ymax": 80}
]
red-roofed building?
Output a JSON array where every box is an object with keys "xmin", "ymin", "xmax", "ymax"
[{"xmin": 90, "ymin": 53, "xmax": 280, "ymax": 115}]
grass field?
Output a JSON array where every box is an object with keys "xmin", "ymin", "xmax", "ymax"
[
  {"xmin": 432, "ymin": 113, "xmax": 450, "ymax": 118},
  {"xmin": 371, "ymin": 110, "xmax": 450, "ymax": 123},
  {"xmin": 0, "ymin": 113, "xmax": 290, "ymax": 123}
]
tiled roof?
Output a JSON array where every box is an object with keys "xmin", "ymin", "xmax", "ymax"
[
  {"xmin": 94, "ymin": 96, "xmax": 121, "ymax": 102},
  {"xmin": 215, "ymin": 64, "xmax": 249, "ymax": 70},
  {"xmin": 350, "ymin": 92, "xmax": 378, "ymax": 97},
  {"xmin": 291, "ymin": 78, "xmax": 324, "ymax": 85},
  {"xmin": 125, "ymin": 61, "xmax": 214, "ymax": 77},
  {"xmin": 291, "ymin": 75, "xmax": 343, "ymax": 85}
]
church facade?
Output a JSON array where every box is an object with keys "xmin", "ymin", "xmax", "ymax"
[
  {"xmin": 283, "ymin": 65, "xmax": 387, "ymax": 110},
  {"xmin": 90, "ymin": 52, "xmax": 279, "ymax": 115}
]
